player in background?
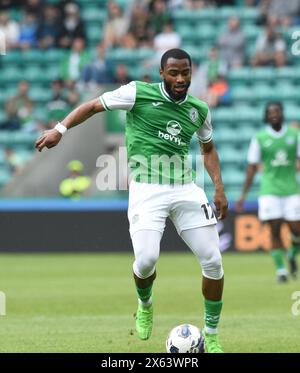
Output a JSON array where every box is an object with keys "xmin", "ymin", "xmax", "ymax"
[
  {"xmin": 35, "ymin": 48, "xmax": 228, "ymax": 353},
  {"xmin": 236, "ymin": 102, "xmax": 300, "ymax": 282}
]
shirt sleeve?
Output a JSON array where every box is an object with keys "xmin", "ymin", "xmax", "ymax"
[
  {"xmin": 297, "ymin": 133, "xmax": 300, "ymax": 158},
  {"xmin": 196, "ymin": 108, "xmax": 212, "ymax": 143},
  {"xmin": 247, "ymin": 137, "xmax": 261, "ymax": 164},
  {"xmin": 99, "ymin": 81, "xmax": 136, "ymax": 111}
]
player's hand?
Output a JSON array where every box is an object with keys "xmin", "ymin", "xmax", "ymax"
[
  {"xmin": 235, "ymin": 196, "xmax": 245, "ymax": 213},
  {"xmin": 35, "ymin": 129, "xmax": 62, "ymax": 152},
  {"xmin": 214, "ymin": 189, "xmax": 228, "ymax": 220}
]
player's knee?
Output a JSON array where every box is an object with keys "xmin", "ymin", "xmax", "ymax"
[
  {"xmin": 201, "ymin": 251, "xmax": 224, "ymax": 280},
  {"xmin": 133, "ymin": 254, "xmax": 158, "ymax": 279}
]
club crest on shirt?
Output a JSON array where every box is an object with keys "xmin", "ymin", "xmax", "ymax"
[
  {"xmin": 286, "ymin": 137, "xmax": 295, "ymax": 145},
  {"xmin": 189, "ymin": 107, "xmax": 199, "ymax": 123}
]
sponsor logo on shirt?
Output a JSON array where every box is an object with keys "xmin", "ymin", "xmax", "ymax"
[
  {"xmin": 152, "ymin": 102, "xmax": 163, "ymax": 107},
  {"xmin": 158, "ymin": 121, "xmax": 184, "ymax": 145},
  {"xmin": 271, "ymin": 150, "xmax": 290, "ymax": 166}
]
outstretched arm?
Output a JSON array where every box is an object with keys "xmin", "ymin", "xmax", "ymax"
[
  {"xmin": 201, "ymin": 140, "xmax": 228, "ymax": 220},
  {"xmin": 35, "ymin": 98, "xmax": 104, "ymax": 152}
]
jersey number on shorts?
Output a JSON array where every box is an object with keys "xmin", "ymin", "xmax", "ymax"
[{"xmin": 201, "ymin": 203, "xmax": 215, "ymax": 220}]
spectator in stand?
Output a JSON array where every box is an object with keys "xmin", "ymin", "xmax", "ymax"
[
  {"xmin": 60, "ymin": 37, "xmax": 90, "ymax": 83},
  {"xmin": 128, "ymin": 2, "xmax": 151, "ymax": 48},
  {"xmin": 36, "ymin": 4, "xmax": 60, "ymax": 49},
  {"xmin": 4, "ymin": 148, "xmax": 24, "ymax": 174},
  {"xmin": 260, "ymin": 0, "xmax": 300, "ymax": 27},
  {"xmin": 46, "ymin": 79, "xmax": 70, "ymax": 126},
  {"xmin": 212, "ymin": 0, "xmax": 235, "ymax": 6},
  {"xmin": 57, "ymin": 2, "xmax": 86, "ymax": 49},
  {"xmin": 120, "ymin": 31, "xmax": 138, "ymax": 49},
  {"xmin": 25, "ymin": 0, "xmax": 45, "ymax": 19},
  {"xmin": 103, "ymin": 1, "xmax": 129, "ymax": 49},
  {"xmin": 203, "ymin": 75, "xmax": 231, "ymax": 108},
  {"xmin": 148, "ymin": 0, "xmax": 171, "ymax": 38},
  {"xmin": 217, "ymin": 16, "xmax": 245, "ymax": 70},
  {"xmin": 112, "ymin": 64, "xmax": 133, "ymax": 85},
  {"xmin": 81, "ymin": 42, "xmax": 114, "ymax": 87},
  {"xmin": 0, "ymin": 11, "xmax": 20, "ymax": 50},
  {"xmin": 184, "ymin": 0, "xmax": 206, "ymax": 9},
  {"xmin": 17, "ymin": 12, "xmax": 38, "ymax": 50},
  {"xmin": 0, "ymin": 0, "xmax": 22, "ymax": 10},
  {"xmin": 0, "ymin": 81, "xmax": 34, "ymax": 131},
  {"xmin": 57, "ymin": 0, "xmax": 79, "ymax": 19},
  {"xmin": 145, "ymin": 21, "xmax": 181, "ymax": 67},
  {"xmin": 251, "ymin": 24, "xmax": 286, "ymax": 67}
]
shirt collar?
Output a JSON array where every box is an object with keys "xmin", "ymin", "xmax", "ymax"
[{"xmin": 266, "ymin": 124, "xmax": 287, "ymax": 138}]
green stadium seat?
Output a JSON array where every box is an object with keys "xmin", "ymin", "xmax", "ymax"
[
  {"xmin": 0, "ymin": 168, "xmax": 11, "ymax": 187},
  {"xmin": 223, "ymin": 168, "xmax": 245, "ymax": 185},
  {"xmin": 217, "ymin": 145, "xmax": 241, "ymax": 163},
  {"xmin": 0, "ymin": 131, "xmax": 14, "ymax": 146},
  {"xmin": 284, "ymin": 105, "xmax": 300, "ymax": 121},
  {"xmin": 29, "ymin": 87, "xmax": 52, "ymax": 103},
  {"xmin": 234, "ymin": 6, "xmax": 259, "ymax": 23},
  {"xmin": 228, "ymin": 67, "xmax": 252, "ymax": 83},
  {"xmin": 182, "ymin": 45, "xmax": 209, "ymax": 62},
  {"xmin": 0, "ymin": 50, "xmax": 22, "ymax": 66},
  {"xmin": 46, "ymin": 49, "xmax": 68, "ymax": 62},
  {"xmin": 276, "ymin": 66, "xmax": 300, "ymax": 80},
  {"xmin": 255, "ymin": 84, "xmax": 277, "ymax": 100},
  {"xmin": 243, "ymin": 24, "xmax": 261, "ymax": 41},
  {"xmin": 21, "ymin": 49, "xmax": 45, "ymax": 64},
  {"xmin": 0, "ymin": 67, "xmax": 23, "ymax": 83},
  {"xmin": 251, "ymin": 67, "xmax": 276, "ymax": 82},
  {"xmin": 86, "ymin": 25, "xmax": 103, "ymax": 45},
  {"xmin": 214, "ymin": 127, "xmax": 236, "ymax": 143},
  {"xmin": 82, "ymin": 7, "xmax": 107, "ymax": 22},
  {"xmin": 24, "ymin": 66, "xmax": 48, "ymax": 83},
  {"xmin": 9, "ymin": 132, "xmax": 37, "ymax": 147},
  {"xmin": 212, "ymin": 107, "xmax": 233, "ymax": 122},
  {"xmin": 231, "ymin": 85, "xmax": 252, "ymax": 102},
  {"xmin": 0, "ymin": 110, "xmax": 6, "ymax": 122},
  {"xmin": 172, "ymin": 8, "xmax": 216, "ymax": 23}
]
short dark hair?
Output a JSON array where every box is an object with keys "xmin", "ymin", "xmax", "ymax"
[
  {"xmin": 264, "ymin": 101, "xmax": 283, "ymax": 122},
  {"xmin": 161, "ymin": 48, "xmax": 192, "ymax": 69}
]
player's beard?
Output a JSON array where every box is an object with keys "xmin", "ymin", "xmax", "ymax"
[{"xmin": 164, "ymin": 79, "xmax": 190, "ymax": 101}]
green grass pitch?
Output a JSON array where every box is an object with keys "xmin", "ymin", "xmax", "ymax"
[{"xmin": 0, "ymin": 252, "xmax": 299, "ymax": 352}]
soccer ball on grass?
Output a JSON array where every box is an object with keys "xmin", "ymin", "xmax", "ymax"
[{"xmin": 166, "ymin": 324, "xmax": 205, "ymax": 353}]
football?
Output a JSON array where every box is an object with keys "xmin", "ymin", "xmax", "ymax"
[{"xmin": 166, "ymin": 324, "xmax": 205, "ymax": 353}]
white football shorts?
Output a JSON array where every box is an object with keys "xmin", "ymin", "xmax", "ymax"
[
  {"xmin": 258, "ymin": 194, "xmax": 300, "ymax": 221},
  {"xmin": 128, "ymin": 180, "xmax": 217, "ymax": 237}
]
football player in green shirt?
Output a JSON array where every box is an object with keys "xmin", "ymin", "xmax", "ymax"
[
  {"xmin": 237, "ymin": 102, "xmax": 300, "ymax": 282},
  {"xmin": 35, "ymin": 49, "xmax": 228, "ymax": 352}
]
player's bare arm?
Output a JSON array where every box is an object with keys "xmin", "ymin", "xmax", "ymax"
[
  {"xmin": 35, "ymin": 98, "xmax": 105, "ymax": 152},
  {"xmin": 201, "ymin": 140, "xmax": 228, "ymax": 220},
  {"xmin": 235, "ymin": 164, "xmax": 259, "ymax": 212}
]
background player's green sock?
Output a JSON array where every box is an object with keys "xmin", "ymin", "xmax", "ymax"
[
  {"xmin": 136, "ymin": 285, "xmax": 153, "ymax": 306},
  {"xmin": 288, "ymin": 246, "xmax": 299, "ymax": 260},
  {"xmin": 270, "ymin": 249, "xmax": 286, "ymax": 273},
  {"xmin": 204, "ymin": 298, "xmax": 223, "ymax": 334}
]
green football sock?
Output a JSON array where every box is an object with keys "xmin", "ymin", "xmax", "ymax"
[
  {"xmin": 136, "ymin": 284, "xmax": 152, "ymax": 304},
  {"xmin": 204, "ymin": 299, "xmax": 223, "ymax": 332},
  {"xmin": 270, "ymin": 249, "xmax": 286, "ymax": 270},
  {"xmin": 288, "ymin": 246, "xmax": 299, "ymax": 260}
]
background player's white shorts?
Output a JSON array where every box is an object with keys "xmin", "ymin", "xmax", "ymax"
[
  {"xmin": 128, "ymin": 181, "xmax": 217, "ymax": 237},
  {"xmin": 258, "ymin": 194, "xmax": 300, "ymax": 221}
]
